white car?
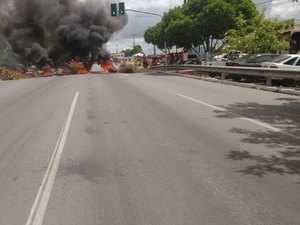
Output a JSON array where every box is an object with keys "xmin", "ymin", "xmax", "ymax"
[
  {"xmin": 263, "ymin": 54, "xmax": 300, "ymax": 70},
  {"xmin": 212, "ymin": 54, "xmax": 228, "ymax": 61}
]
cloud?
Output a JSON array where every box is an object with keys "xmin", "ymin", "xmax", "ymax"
[
  {"xmin": 268, "ymin": 0, "xmax": 300, "ymax": 21},
  {"xmin": 106, "ymin": 0, "xmax": 183, "ymax": 54},
  {"xmin": 256, "ymin": 0, "xmax": 300, "ymax": 21}
]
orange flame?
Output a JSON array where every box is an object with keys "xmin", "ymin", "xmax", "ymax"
[
  {"xmin": 101, "ymin": 60, "xmax": 116, "ymax": 74},
  {"xmin": 43, "ymin": 68, "xmax": 53, "ymax": 77},
  {"xmin": 78, "ymin": 69, "xmax": 89, "ymax": 74}
]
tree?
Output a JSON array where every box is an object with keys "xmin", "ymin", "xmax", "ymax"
[
  {"xmin": 144, "ymin": 6, "xmax": 198, "ymax": 53},
  {"xmin": 131, "ymin": 45, "xmax": 143, "ymax": 55},
  {"xmin": 182, "ymin": 0, "xmax": 258, "ymax": 55},
  {"xmin": 160, "ymin": 6, "xmax": 183, "ymax": 49},
  {"xmin": 230, "ymin": 0, "xmax": 258, "ymax": 20},
  {"xmin": 144, "ymin": 24, "xmax": 165, "ymax": 50},
  {"xmin": 122, "ymin": 49, "xmax": 132, "ymax": 57},
  {"xmin": 144, "ymin": 0, "xmax": 258, "ymax": 57},
  {"xmin": 226, "ymin": 12, "xmax": 289, "ymax": 54},
  {"xmin": 121, "ymin": 45, "xmax": 143, "ymax": 57},
  {"xmin": 194, "ymin": 0, "xmax": 236, "ymax": 53},
  {"xmin": 3, "ymin": 47, "xmax": 20, "ymax": 62},
  {"xmin": 164, "ymin": 9, "xmax": 196, "ymax": 50}
]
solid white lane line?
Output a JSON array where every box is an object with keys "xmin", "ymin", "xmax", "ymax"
[
  {"xmin": 177, "ymin": 93, "xmax": 282, "ymax": 133},
  {"xmin": 122, "ymin": 73, "xmax": 131, "ymax": 77},
  {"xmin": 177, "ymin": 93, "xmax": 224, "ymax": 111},
  {"xmin": 25, "ymin": 92, "xmax": 79, "ymax": 225}
]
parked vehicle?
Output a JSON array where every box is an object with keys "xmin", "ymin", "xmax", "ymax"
[
  {"xmin": 262, "ymin": 54, "xmax": 300, "ymax": 86},
  {"xmin": 212, "ymin": 51, "xmax": 246, "ymax": 62},
  {"xmin": 262, "ymin": 54, "xmax": 300, "ymax": 69},
  {"xmin": 226, "ymin": 54, "xmax": 279, "ymax": 67},
  {"xmin": 226, "ymin": 54, "xmax": 279, "ymax": 81},
  {"xmin": 212, "ymin": 54, "xmax": 228, "ymax": 61}
]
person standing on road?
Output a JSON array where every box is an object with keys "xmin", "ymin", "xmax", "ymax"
[{"xmin": 142, "ymin": 53, "xmax": 148, "ymax": 69}]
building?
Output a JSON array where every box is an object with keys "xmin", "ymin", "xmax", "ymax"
[{"xmin": 111, "ymin": 52, "xmax": 125, "ymax": 61}]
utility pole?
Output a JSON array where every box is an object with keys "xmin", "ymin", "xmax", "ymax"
[{"xmin": 132, "ymin": 35, "xmax": 136, "ymax": 48}]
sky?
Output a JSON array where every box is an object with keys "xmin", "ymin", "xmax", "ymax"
[{"xmin": 105, "ymin": 0, "xmax": 300, "ymax": 55}]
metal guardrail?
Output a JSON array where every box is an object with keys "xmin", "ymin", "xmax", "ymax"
[{"xmin": 153, "ymin": 64, "xmax": 300, "ymax": 86}]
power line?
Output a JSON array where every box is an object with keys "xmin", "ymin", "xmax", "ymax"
[
  {"xmin": 256, "ymin": 0, "xmax": 297, "ymax": 6},
  {"xmin": 256, "ymin": 0, "xmax": 273, "ymax": 6}
]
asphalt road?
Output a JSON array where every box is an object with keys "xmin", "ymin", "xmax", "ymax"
[{"xmin": 0, "ymin": 72, "xmax": 299, "ymax": 225}]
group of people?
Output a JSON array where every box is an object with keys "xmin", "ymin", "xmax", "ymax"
[
  {"xmin": 136, "ymin": 50, "xmax": 200, "ymax": 69},
  {"xmin": 153, "ymin": 51, "xmax": 196, "ymax": 65},
  {"xmin": 166, "ymin": 52, "xmax": 186, "ymax": 64}
]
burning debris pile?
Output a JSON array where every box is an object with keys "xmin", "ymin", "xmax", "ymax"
[
  {"xmin": 67, "ymin": 59, "xmax": 89, "ymax": 74},
  {"xmin": 98, "ymin": 54, "xmax": 117, "ymax": 74},
  {"xmin": 101, "ymin": 59, "xmax": 117, "ymax": 74},
  {"xmin": 0, "ymin": 67, "xmax": 23, "ymax": 80},
  {"xmin": 0, "ymin": 0, "xmax": 127, "ymax": 79}
]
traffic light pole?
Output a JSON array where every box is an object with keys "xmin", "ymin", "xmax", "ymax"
[
  {"xmin": 126, "ymin": 9, "xmax": 167, "ymax": 56},
  {"xmin": 125, "ymin": 9, "xmax": 163, "ymax": 19}
]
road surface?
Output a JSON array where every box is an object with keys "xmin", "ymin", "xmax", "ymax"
[{"xmin": 0, "ymin": 72, "xmax": 299, "ymax": 225}]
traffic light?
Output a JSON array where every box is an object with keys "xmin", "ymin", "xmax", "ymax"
[
  {"xmin": 119, "ymin": 2, "xmax": 125, "ymax": 15},
  {"xmin": 111, "ymin": 3, "xmax": 117, "ymax": 16}
]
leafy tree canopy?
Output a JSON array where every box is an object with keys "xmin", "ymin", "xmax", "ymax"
[
  {"xmin": 3, "ymin": 47, "xmax": 20, "ymax": 61},
  {"xmin": 182, "ymin": 0, "xmax": 258, "ymax": 53},
  {"xmin": 144, "ymin": 0, "xmax": 258, "ymax": 54},
  {"xmin": 144, "ymin": 22, "xmax": 165, "ymax": 49},
  {"xmin": 121, "ymin": 45, "xmax": 143, "ymax": 57},
  {"xmin": 226, "ymin": 12, "xmax": 289, "ymax": 54}
]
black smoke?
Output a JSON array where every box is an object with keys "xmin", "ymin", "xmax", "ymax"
[{"xmin": 0, "ymin": 0, "xmax": 127, "ymax": 68}]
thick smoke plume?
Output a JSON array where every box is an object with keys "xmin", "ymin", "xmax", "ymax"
[{"xmin": 0, "ymin": 0, "xmax": 127, "ymax": 68}]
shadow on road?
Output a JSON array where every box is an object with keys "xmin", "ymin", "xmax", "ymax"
[
  {"xmin": 215, "ymin": 99, "xmax": 300, "ymax": 136},
  {"xmin": 226, "ymin": 129, "xmax": 300, "ymax": 178},
  {"xmin": 214, "ymin": 99, "xmax": 300, "ymax": 179},
  {"xmin": 227, "ymin": 149, "xmax": 300, "ymax": 179}
]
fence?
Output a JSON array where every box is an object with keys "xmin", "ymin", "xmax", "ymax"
[{"xmin": 153, "ymin": 64, "xmax": 300, "ymax": 86}]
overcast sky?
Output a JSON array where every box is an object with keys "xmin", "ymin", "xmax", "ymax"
[{"xmin": 105, "ymin": 0, "xmax": 300, "ymax": 55}]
